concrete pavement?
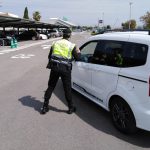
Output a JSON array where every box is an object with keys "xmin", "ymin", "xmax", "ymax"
[{"xmin": 0, "ymin": 32, "xmax": 150, "ymax": 150}]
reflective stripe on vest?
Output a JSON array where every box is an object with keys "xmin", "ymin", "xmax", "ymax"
[{"xmin": 52, "ymin": 39, "xmax": 75, "ymax": 59}]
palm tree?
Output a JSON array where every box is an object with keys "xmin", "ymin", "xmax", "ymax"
[{"xmin": 33, "ymin": 11, "xmax": 41, "ymax": 21}]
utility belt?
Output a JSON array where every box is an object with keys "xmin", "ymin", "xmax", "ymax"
[
  {"xmin": 51, "ymin": 55, "xmax": 72, "ymax": 62},
  {"xmin": 46, "ymin": 57, "xmax": 72, "ymax": 72}
]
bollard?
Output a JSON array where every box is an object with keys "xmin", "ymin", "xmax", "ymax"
[
  {"xmin": 13, "ymin": 38, "xmax": 18, "ymax": 48},
  {"xmin": 10, "ymin": 38, "xmax": 15, "ymax": 48}
]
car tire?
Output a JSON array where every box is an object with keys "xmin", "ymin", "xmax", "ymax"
[
  {"xmin": 32, "ymin": 36, "xmax": 36, "ymax": 40},
  {"xmin": 110, "ymin": 97, "xmax": 137, "ymax": 134}
]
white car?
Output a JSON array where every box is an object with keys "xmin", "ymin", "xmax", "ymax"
[
  {"xmin": 72, "ymin": 31, "xmax": 150, "ymax": 134},
  {"xmin": 39, "ymin": 34, "xmax": 48, "ymax": 40},
  {"xmin": 47, "ymin": 29, "xmax": 60, "ymax": 38}
]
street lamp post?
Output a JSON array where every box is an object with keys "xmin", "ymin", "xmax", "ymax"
[
  {"xmin": 129, "ymin": 2, "xmax": 133, "ymax": 30},
  {"xmin": 102, "ymin": 12, "xmax": 104, "ymax": 29}
]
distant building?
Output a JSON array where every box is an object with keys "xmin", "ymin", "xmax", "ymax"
[
  {"xmin": 49, "ymin": 18, "xmax": 76, "ymax": 28},
  {"xmin": 0, "ymin": 12, "xmax": 19, "ymax": 18}
]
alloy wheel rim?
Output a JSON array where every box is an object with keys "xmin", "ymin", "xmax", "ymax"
[{"xmin": 112, "ymin": 102, "xmax": 130, "ymax": 129}]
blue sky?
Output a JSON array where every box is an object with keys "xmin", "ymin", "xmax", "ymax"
[{"xmin": 0, "ymin": 0, "xmax": 150, "ymax": 28}]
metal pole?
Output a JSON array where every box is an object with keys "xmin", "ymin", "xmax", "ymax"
[
  {"xmin": 102, "ymin": 12, "xmax": 104, "ymax": 29},
  {"xmin": 129, "ymin": 2, "xmax": 132, "ymax": 30}
]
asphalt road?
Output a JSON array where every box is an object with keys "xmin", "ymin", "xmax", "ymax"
[{"xmin": 0, "ymin": 32, "xmax": 150, "ymax": 150}]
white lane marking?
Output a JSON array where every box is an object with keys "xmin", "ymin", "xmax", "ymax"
[
  {"xmin": 0, "ymin": 49, "xmax": 18, "ymax": 55},
  {"xmin": 41, "ymin": 44, "xmax": 51, "ymax": 49},
  {"xmin": 11, "ymin": 54, "xmax": 35, "ymax": 59}
]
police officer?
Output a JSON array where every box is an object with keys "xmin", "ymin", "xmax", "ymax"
[{"xmin": 41, "ymin": 28, "xmax": 81, "ymax": 115}]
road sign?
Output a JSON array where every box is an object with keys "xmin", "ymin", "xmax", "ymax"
[{"xmin": 99, "ymin": 20, "xmax": 103, "ymax": 23}]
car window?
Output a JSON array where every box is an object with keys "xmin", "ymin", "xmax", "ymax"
[
  {"xmin": 80, "ymin": 41, "xmax": 98, "ymax": 63},
  {"xmin": 92, "ymin": 40, "xmax": 125, "ymax": 67},
  {"xmin": 123, "ymin": 42, "xmax": 148, "ymax": 67},
  {"xmin": 92, "ymin": 40, "xmax": 148, "ymax": 67}
]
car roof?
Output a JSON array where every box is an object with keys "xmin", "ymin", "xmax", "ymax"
[{"xmin": 89, "ymin": 31, "xmax": 150, "ymax": 43}]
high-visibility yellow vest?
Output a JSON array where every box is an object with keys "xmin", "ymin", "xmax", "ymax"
[
  {"xmin": 115, "ymin": 54, "xmax": 123, "ymax": 65},
  {"xmin": 52, "ymin": 39, "xmax": 75, "ymax": 59}
]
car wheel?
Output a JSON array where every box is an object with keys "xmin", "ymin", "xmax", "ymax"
[
  {"xmin": 32, "ymin": 36, "xmax": 36, "ymax": 40},
  {"xmin": 110, "ymin": 97, "xmax": 137, "ymax": 134}
]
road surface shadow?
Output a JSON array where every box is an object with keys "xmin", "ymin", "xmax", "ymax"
[
  {"xmin": 18, "ymin": 95, "xmax": 66, "ymax": 113},
  {"xmin": 53, "ymin": 79, "xmax": 150, "ymax": 148}
]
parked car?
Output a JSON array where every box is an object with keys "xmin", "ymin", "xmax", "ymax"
[
  {"xmin": 39, "ymin": 33, "xmax": 48, "ymax": 40},
  {"xmin": 0, "ymin": 37, "xmax": 11, "ymax": 46},
  {"xmin": 47, "ymin": 29, "xmax": 60, "ymax": 38},
  {"xmin": 58, "ymin": 29, "xmax": 63, "ymax": 37},
  {"xmin": 17, "ymin": 30, "xmax": 39, "ymax": 41},
  {"xmin": 36, "ymin": 30, "xmax": 48, "ymax": 40},
  {"xmin": 0, "ymin": 30, "xmax": 15, "ymax": 46},
  {"xmin": 72, "ymin": 31, "xmax": 150, "ymax": 134},
  {"xmin": 91, "ymin": 29, "xmax": 105, "ymax": 35}
]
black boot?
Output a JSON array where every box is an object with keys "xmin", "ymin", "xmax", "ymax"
[
  {"xmin": 40, "ymin": 103, "xmax": 49, "ymax": 115},
  {"xmin": 67, "ymin": 106, "xmax": 76, "ymax": 114}
]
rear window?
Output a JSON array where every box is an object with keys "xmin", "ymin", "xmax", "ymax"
[{"xmin": 123, "ymin": 42, "xmax": 148, "ymax": 67}]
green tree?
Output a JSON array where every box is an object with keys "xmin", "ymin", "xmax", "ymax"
[
  {"xmin": 140, "ymin": 11, "xmax": 150, "ymax": 29},
  {"xmin": 23, "ymin": 7, "xmax": 29, "ymax": 19},
  {"xmin": 33, "ymin": 11, "xmax": 41, "ymax": 21},
  {"xmin": 122, "ymin": 20, "xmax": 136, "ymax": 29}
]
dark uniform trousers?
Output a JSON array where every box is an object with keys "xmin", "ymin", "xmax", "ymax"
[{"xmin": 44, "ymin": 69, "xmax": 73, "ymax": 108}]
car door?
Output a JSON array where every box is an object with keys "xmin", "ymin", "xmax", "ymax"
[
  {"xmin": 72, "ymin": 41, "xmax": 98, "ymax": 94},
  {"xmin": 90, "ymin": 40, "xmax": 125, "ymax": 106}
]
